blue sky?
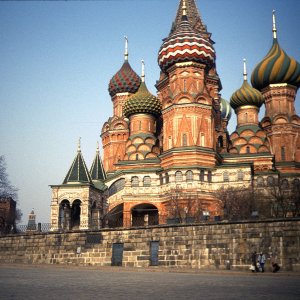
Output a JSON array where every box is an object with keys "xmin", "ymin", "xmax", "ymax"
[{"xmin": 1, "ymin": 0, "xmax": 300, "ymax": 223}]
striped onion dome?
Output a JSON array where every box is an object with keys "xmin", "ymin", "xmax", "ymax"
[
  {"xmin": 251, "ymin": 38, "xmax": 300, "ymax": 91},
  {"xmin": 123, "ymin": 82, "xmax": 162, "ymax": 118},
  {"xmin": 158, "ymin": 14, "xmax": 215, "ymax": 72},
  {"xmin": 251, "ymin": 11, "xmax": 300, "ymax": 90},
  {"xmin": 108, "ymin": 61, "xmax": 141, "ymax": 97},
  {"xmin": 220, "ymin": 97, "xmax": 232, "ymax": 120},
  {"xmin": 230, "ymin": 80, "xmax": 264, "ymax": 110}
]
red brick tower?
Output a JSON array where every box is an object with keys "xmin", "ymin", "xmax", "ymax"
[
  {"xmin": 156, "ymin": 0, "xmax": 221, "ymax": 170},
  {"xmin": 251, "ymin": 11, "xmax": 300, "ymax": 173},
  {"xmin": 101, "ymin": 37, "xmax": 141, "ymax": 174}
]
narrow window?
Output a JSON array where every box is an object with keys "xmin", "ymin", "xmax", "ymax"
[
  {"xmin": 237, "ymin": 170, "xmax": 243, "ymax": 181},
  {"xmin": 257, "ymin": 176, "xmax": 264, "ymax": 187},
  {"xmin": 186, "ymin": 170, "xmax": 193, "ymax": 182},
  {"xmin": 200, "ymin": 170, "xmax": 205, "ymax": 182},
  {"xmin": 207, "ymin": 170, "xmax": 212, "ymax": 183},
  {"xmin": 143, "ymin": 176, "xmax": 151, "ymax": 187},
  {"xmin": 281, "ymin": 146, "xmax": 285, "ymax": 161},
  {"xmin": 246, "ymin": 146, "xmax": 250, "ymax": 154},
  {"xmin": 131, "ymin": 176, "xmax": 139, "ymax": 187},
  {"xmin": 165, "ymin": 173, "xmax": 169, "ymax": 184},
  {"xmin": 139, "ymin": 121, "xmax": 142, "ymax": 130},
  {"xmin": 183, "ymin": 134, "xmax": 187, "ymax": 146},
  {"xmin": 223, "ymin": 171, "xmax": 229, "ymax": 182},
  {"xmin": 175, "ymin": 171, "xmax": 183, "ymax": 182}
]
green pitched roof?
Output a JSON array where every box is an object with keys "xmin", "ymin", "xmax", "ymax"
[
  {"xmin": 63, "ymin": 146, "xmax": 93, "ymax": 184},
  {"xmin": 90, "ymin": 145, "xmax": 106, "ymax": 181}
]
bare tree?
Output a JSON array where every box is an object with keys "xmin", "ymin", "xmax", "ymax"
[
  {"xmin": 166, "ymin": 188, "xmax": 205, "ymax": 223},
  {"xmin": 0, "ymin": 155, "xmax": 21, "ymax": 232},
  {"xmin": 216, "ymin": 186, "xmax": 266, "ymax": 221},
  {"xmin": 0, "ymin": 155, "xmax": 18, "ymax": 200}
]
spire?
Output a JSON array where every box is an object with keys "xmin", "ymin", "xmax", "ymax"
[
  {"xmin": 243, "ymin": 58, "xmax": 247, "ymax": 81},
  {"xmin": 272, "ymin": 10, "xmax": 277, "ymax": 39},
  {"xmin": 141, "ymin": 59, "xmax": 145, "ymax": 83},
  {"xmin": 124, "ymin": 36, "xmax": 128, "ymax": 61},
  {"xmin": 77, "ymin": 137, "xmax": 81, "ymax": 152},
  {"xmin": 171, "ymin": 0, "xmax": 207, "ymax": 34},
  {"xmin": 63, "ymin": 140, "xmax": 93, "ymax": 184},
  {"xmin": 182, "ymin": 0, "xmax": 187, "ymax": 16},
  {"xmin": 90, "ymin": 142, "xmax": 106, "ymax": 181}
]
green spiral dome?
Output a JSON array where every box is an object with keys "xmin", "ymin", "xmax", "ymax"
[
  {"xmin": 251, "ymin": 38, "xmax": 300, "ymax": 90},
  {"xmin": 123, "ymin": 82, "xmax": 162, "ymax": 118},
  {"xmin": 230, "ymin": 80, "xmax": 264, "ymax": 110}
]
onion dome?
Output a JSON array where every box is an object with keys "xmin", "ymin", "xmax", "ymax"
[
  {"xmin": 123, "ymin": 61, "xmax": 162, "ymax": 118},
  {"xmin": 220, "ymin": 97, "xmax": 232, "ymax": 120},
  {"xmin": 108, "ymin": 37, "xmax": 141, "ymax": 97},
  {"xmin": 230, "ymin": 59, "xmax": 264, "ymax": 110},
  {"xmin": 158, "ymin": 1, "xmax": 215, "ymax": 72},
  {"xmin": 251, "ymin": 11, "xmax": 300, "ymax": 90}
]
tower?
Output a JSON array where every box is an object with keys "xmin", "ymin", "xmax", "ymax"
[
  {"xmin": 101, "ymin": 37, "xmax": 141, "ymax": 174},
  {"xmin": 156, "ymin": 0, "xmax": 221, "ymax": 169},
  {"xmin": 251, "ymin": 11, "xmax": 300, "ymax": 172}
]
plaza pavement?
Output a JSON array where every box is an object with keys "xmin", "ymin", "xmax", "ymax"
[{"xmin": 0, "ymin": 264, "xmax": 299, "ymax": 300}]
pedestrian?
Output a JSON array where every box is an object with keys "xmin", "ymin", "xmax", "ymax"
[
  {"xmin": 258, "ymin": 252, "xmax": 266, "ymax": 272},
  {"xmin": 271, "ymin": 257, "xmax": 280, "ymax": 273},
  {"xmin": 251, "ymin": 251, "xmax": 259, "ymax": 272}
]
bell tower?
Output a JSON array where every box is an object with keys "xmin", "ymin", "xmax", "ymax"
[{"xmin": 156, "ymin": 0, "xmax": 221, "ymax": 169}]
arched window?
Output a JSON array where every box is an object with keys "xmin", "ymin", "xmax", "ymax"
[
  {"xmin": 281, "ymin": 146, "xmax": 286, "ymax": 161},
  {"xmin": 246, "ymin": 146, "xmax": 250, "ymax": 154},
  {"xmin": 207, "ymin": 170, "xmax": 212, "ymax": 183},
  {"xmin": 139, "ymin": 121, "xmax": 142, "ymax": 130},
  {"xmin": 159, "ymin": 174, "xmax": 163, "ymax": 185},
  {"xmin": 186, "ymin": 170, "xmax": 193, "ymax": 182},
  {"xmin": 237, "ymin": 170, "xmax": 243, "ymax": 181},
  {"xmin": 218, "ymin": 136, "xmax": 223, "ymax": 148},
  {"xmin": 182, "ymin": 134, "xmax": 187, "ymax": 146},
  {"xmin": 131, "ymin": 176, "xmax": 139, "ymax": 187},
  {"xmin": 257, "ymin": 176, "xmax": 264, "ymax": 187},
  {"xmin": 175, "ymin": 171, "xmax": 183, "ymax": 182},
  {"xmin": 281, "ymin": 179, "xmax": 289, "ymax": 189},
  {"xmin": 200, "ymin": 169, "xmax": 205, "ymax": 182},
  {"xmin": 267, "ymin": 176, "xmax": 275, "ymax": 187},
  {"xmin": 143, "ymin": 176, "xmax": 151, "ymax": 187},
  {"xmin": 223, "ymin": 171, "xmax": 229, "ymax": 182},
  {"xmin": 293, "ymin": 178, "xmax": 300, "ymax": 187},
  {"xmin": 136, "ymin": 154, "xmax": 139, "ymax": 160},
  {"xmin": 168, "ymin": 137, "xmax": 172, "ymax": 149},
  {"xmin": 109, "ymin": 178, "xmax": 125, "ymax": 196},
  {"xmin": 165, "ymin": 173, "xmax": 169, "ymax": 184}
]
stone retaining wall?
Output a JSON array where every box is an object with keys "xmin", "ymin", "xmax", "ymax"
[{"xmin": 0, "ymin": 219, "xmax": 299, "ymax": 271}]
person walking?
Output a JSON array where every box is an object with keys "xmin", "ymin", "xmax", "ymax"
[
  {"xmin": 251, "ymin": 251, "xmax": 259, "ymax": 272},
  {"xmin": 258, "ymin": 252, "xmax": 266, "ymax": 272}
]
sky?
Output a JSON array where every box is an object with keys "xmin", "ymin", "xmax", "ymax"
[{"xmin": 1, "ymin": 0, "xmax": 300, "ymax": 223}]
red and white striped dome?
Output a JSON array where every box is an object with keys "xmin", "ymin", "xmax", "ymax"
[{"xmin": 158, "ymin": 15, "xmax": 215, "ymax": 72}]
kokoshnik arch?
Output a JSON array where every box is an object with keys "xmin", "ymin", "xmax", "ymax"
[{"xmin": 50, "ymin": 0, "xmax": 300, "ymax": 231}]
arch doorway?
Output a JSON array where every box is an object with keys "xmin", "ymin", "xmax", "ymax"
[
  {"xmin": 131, "ymin": 204, "xmax": 159, "ymax": 227},
  {"xmin": 71, "ymin": 199, "xmax": 81, "ymax": 229}
]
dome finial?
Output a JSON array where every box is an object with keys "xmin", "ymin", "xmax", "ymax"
[
  {"xmin": 77, "ymin": 137, "xmax": 81, "ymax": 152},
  {"xmin": 182, "ymin": 0, "xmax": 187, "ymax": 16},
  {"xmin": 124, "ymin": 36, "xmax": 128, "ymax": 61},
  {"xmin": 243, "ymin": 58, "xmax": 247, "ymax": 81},
  {"xmin": 141, "ymin": 59, "xmax": 145, "ymax": 83},
  {"xmin": 272, "ymin": 10, "xmax": 277, "ymax": 39}
]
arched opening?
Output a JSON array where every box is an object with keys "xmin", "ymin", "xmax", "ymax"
[
  {"xmin": 131, "ymin": 203, "xmax": 159, "ymax": 227},
  {"xmin": 91, "ymin": 201, "xmax": 99, "ymax": 229},
  {"xmin": 106, "ymin": 204, "xmax": 124, "ymax": 228},
  {"xmin": 59, "ymin": 200, "xmax": 70, "ymax": 230},
  {"xmin": 218, "ymin": 136, "xmax": 224, "ymax": 148},
  {"xmin": 175, "ymin": 171, "xmax": 183, "ymax": 182},
  {"xmin": 71, "ymin": 199, "xmax": 81, "ymax": 229}
]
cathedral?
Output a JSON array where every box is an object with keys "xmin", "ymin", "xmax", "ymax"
[{"xmin": 50, "ymin": 0, "xmax": 300, "ymax": 231}]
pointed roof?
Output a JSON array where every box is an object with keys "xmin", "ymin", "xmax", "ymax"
[
  {"xmin": 63, "ymin": 140, "xmax": 93, "ymax": 185},
  {"xmin": 90, "ymin": 143, "xmax": 106, "ymax": 181},
  {"xmin": 170, "ymin": 0, "xmax": 208, "ymax": 35}
]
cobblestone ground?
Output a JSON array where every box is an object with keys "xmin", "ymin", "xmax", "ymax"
[{"xmin": 0, "ymin": 265, "xmax": 300, "ymax": 300}]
